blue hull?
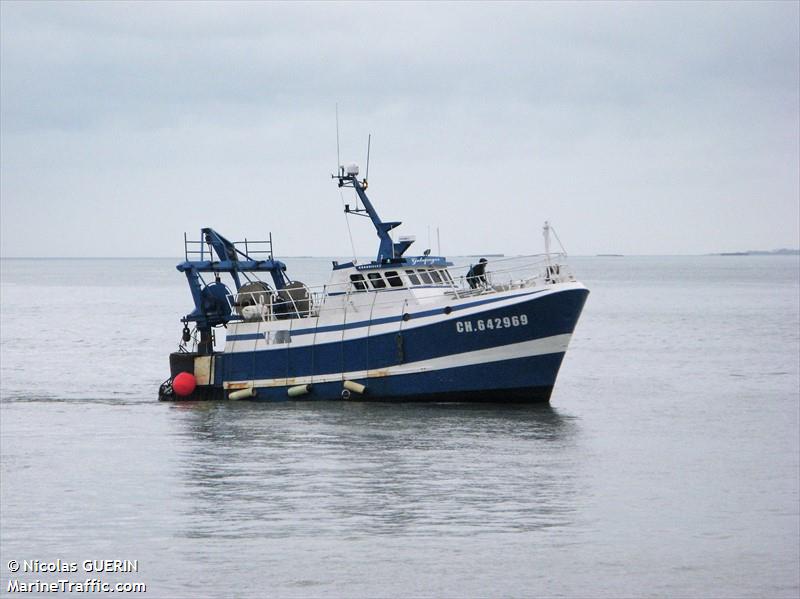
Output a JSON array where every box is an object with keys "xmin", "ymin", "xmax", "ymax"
[
  {"xmin": 165, "ymin": 287, "xmax": 588, "ymax": 403},
  {"xmin": 247, "ymin": 353, "xmax": 562, "ymax": 402}
]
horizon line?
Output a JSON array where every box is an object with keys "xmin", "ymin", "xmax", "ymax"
[{"xmin": 2, "ymin": 251, "xmax": 798, "ymax": 260}]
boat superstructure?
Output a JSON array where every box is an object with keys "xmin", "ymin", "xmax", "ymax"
[{"xmin": 159, "ymin": 163, "xmax": 588, "ymax": 402}]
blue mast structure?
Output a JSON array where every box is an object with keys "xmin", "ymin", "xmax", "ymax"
[
  {"xmin": 176, "ymin": 228, "xmax": 288, "ymax": 353},
  {"xmin": 336, "ymin": 167, "xmax": 414, "ymax": 262},
  {"xmin": 176, "ymin": 165, "xmax": 415, "ymax": 354}
]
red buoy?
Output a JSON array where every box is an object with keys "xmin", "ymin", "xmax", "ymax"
[{"xmin": 173, "ymin": 372, "xmax": 196, "ymax": 397}]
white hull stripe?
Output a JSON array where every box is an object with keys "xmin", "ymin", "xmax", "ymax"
[
  {"xmin": 225, "ymin": 283, "xmax": 586, "ymax": 354},
  {"xmin": 226, "ymin": 288, "xmax": 545, "ymax": 345},
  {"xmin": 224, "ymin": 333, "xmax": 572, "ymax": 389}
]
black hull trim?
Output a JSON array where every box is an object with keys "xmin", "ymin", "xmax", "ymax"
[{"xmin": 159, "ymin": 385, "xmax": 553, "ymax": 403}]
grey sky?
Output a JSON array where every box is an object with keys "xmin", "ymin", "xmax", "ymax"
[{"xmin": 1, "ymin": 1, "xmax": 798, "ymax": 257}]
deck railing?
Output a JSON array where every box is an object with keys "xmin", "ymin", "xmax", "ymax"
[
  {"xmin": 224, "ymin": 253, "xmax": 574, "ymax": 323},
  {"xmin": 183, "ymin": 233, "xmax": 274, "ymax": 262}
]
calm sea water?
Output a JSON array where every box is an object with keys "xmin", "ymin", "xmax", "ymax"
[{"xmin": 1, "ymin": 256, "xmax": 798, "ymax": 598}]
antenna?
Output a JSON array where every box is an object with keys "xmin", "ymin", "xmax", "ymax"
[
  {"xmin": 335, "ymin": 103, "xmax": 341, "ymax": 173},
  {"xmin": 341, "ymin": 190, "xmax": 357, "ymax": 262},
  {"xmin": 550, "ymin": 223, "xmax": 567, "ymax": 255},
  {"xmin": 365, "ymin": 133, "xmax": 371, "ymax": 183}
]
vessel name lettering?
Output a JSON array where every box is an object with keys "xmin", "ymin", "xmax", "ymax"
[{"xmin": 456, "ymin": 314, "xmax": 528, "ymax": 333}]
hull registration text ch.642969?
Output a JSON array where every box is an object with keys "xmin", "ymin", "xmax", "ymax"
[{"xmin": 456, "ymin": 314, "xmax": 529, "ymax": 333}]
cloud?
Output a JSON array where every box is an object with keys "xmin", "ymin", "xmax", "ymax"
[{"xmin": 1, "ymin": 1, "xmax": 798, "ymax": 256}]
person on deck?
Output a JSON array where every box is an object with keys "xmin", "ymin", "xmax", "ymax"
[{"xmin": 466, "ymin": 258, "xmax": 488, "ymax": 289}]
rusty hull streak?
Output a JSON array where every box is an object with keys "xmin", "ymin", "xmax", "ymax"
[{"xmin": 224, "ymin": 382, "xmax": 250, "ymax": 390}]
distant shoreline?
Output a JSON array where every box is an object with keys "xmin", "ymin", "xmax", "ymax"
[{"xmin": 711, "ymin": 249, "xmax": 800, "ymax": 256}]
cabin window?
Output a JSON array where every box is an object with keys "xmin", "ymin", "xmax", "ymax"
[
  {"xmin": 367, "ymin": 272, "xmax": 387, "ymax": 289},
  {"xmin": 441, "ymin": 269, "xmax": 454, "ymax": 284},
  {"xmin": 417, "ymin": 269, "xmax": 433, "ymax": 285},
  {"xmin": 385, "ymin": 271, "xmax": 404, "ymax": 288},
  {"xmin": 350, "ymin": 274, "xmax": 367, "ymax": 291},
  {"xmin": 429, "ymin": 270, "xmax": 443, "ymax": 284},
  {"xmin": 405, "ymin": 270, "xmax": 421, "ymax": 286}
]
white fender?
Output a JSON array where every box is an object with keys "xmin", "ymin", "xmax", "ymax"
[
  {"xmin": 287, "ymin": 384, "xmax": 312, "ymax": 398},
  {"xmin": 343, "ymin": 380, "xmax": 366, "ymax": 394},
  {"xmin": 229, "ymin": 387, "xmax": 257, "ymax": 400}
]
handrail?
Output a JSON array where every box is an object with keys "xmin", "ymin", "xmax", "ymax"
[
  {"xmin": 224, "ymin": 253, "xmax": 574, "ymax": 323},
  {"xmin": 184, "ymin": 233, "xmax": 275, "ymax": 263}
]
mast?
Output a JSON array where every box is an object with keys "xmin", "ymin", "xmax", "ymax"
[
  {"xmin": 543, "ymin": 221, "xmax": 551, "ymax": 266},
  {"xmin": 335, "ymin": 163, "xmax": 413, "ymax": 262}
]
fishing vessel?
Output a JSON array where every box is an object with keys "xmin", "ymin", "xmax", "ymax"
[{"xmin": 158, "ymin": 163, "xmax": 589, "ymax": 402}]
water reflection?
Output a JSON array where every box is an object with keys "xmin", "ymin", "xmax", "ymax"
[{"xmin": 169, "ymin": 402, "xmax": 583, "ymax": 540}]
